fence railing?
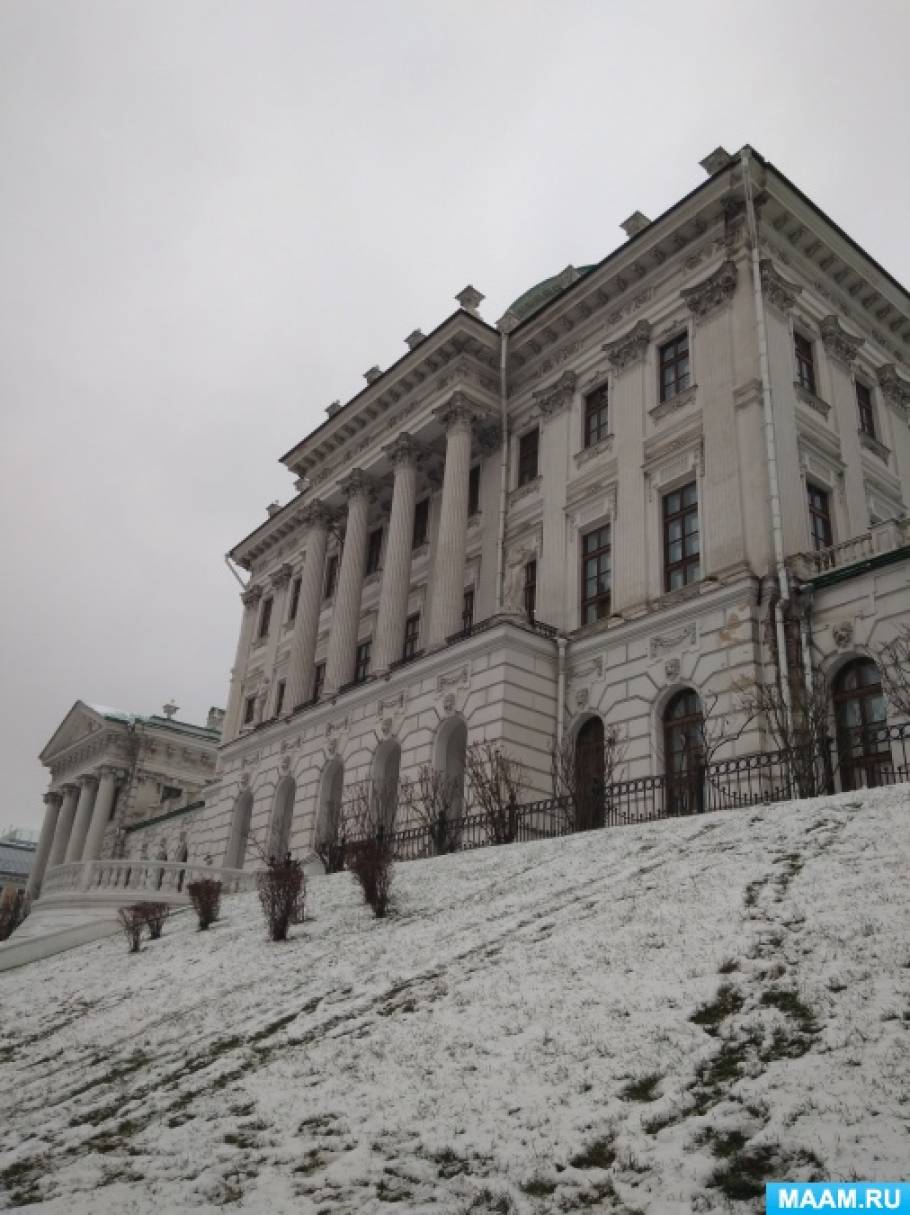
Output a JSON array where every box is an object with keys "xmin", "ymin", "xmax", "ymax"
[{"xmin": 346, "ymin": 722, "xmax": 910, "ymax": 863}]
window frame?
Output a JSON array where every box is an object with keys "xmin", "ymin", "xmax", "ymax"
[
  {"xmin": 462, "ymin": 588, "xmax": 475, "ymax": 632},
  {"xmin": 412, "ymin": 498, "xmax": 429, "ymax": 549},
  {"xmin": 468, "ymin": 464, "xmax": 481, "ymax": 516},
  {"xmin": 365, "ymin": 528, "xmax": 383, "ymax": 576},
  {"xmin": 403, "ymin": 613, "xmax": 420, "ymax": 660},
  {"xmin": 794, "ymin": 331, "xmax": 817, "ymax": 395},
  {"xmin": 658, "ymin": 331, "xmax": 691, "ymax": 403},
  {"xmin": 580, "ymin": 524, "xmax": 612, "ymax": 625},
  {"xmin": 583, "ymin": 384, "xmax": 610, "ymax": 448},
  {"xmin": 274, "ymin": 679, "xmax": 286, "ymax": 717},
  {"xmin": 517, "ymin": 427, "xmax": 540, "ymax": 487},
  {"xmin": 312, "ymin": 661, "xmax": 326, "ymax": 702},
  {"xmin": 855, "ymin": 379, "xmax": 876, "ymax": 440},
  {"xmin": 243, "ymin": 694, "xmax": 256, "ymax": 726},
  {"xmin": 662, "ymin": 481, "xmax": 700, "ymax": 592},
  {"xmin": 523, "ymin": 559, "xmax": 537, "ymax": 622},
  {"xmin": 323, "ymin": 554, "xmax": 339, "ymax": 600},
  {"xmin": 807, "ymin": 482, "xmax": 833, "ymax": 551},
  {"xmin": 354, "ymin": 639, "xmax": 372, "ymax": 684},
  {"xmin": 257, "ymin": 596, "xmax": 273, "ymax": 640},
  {"xmin": 288, "ymin": 575, "xmax": 302, "ymax": 623}
]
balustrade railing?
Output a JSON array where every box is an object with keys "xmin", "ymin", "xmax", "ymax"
[
  {"xmin": 41, "ymin": 858, "xmax": 257, "ymax": 901},
  {"xmin": 789, "ymin": 519, "xmax": 909, "ymax": 580}
]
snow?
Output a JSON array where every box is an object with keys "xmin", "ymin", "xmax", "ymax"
[{"xmin": 2, "ymin": 786, "xmax": 908, "ymax": 1213}]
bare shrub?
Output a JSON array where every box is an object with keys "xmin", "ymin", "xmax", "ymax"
[
  {"xmin": 465, "ymin": 741, "xmax": 525, "ymax": 845},
  {"xmin": 347, "ymin": 838, "xmax": 394, "ymax": 918},
  {"xmin": 345, "ymin": 780, "xmax": 395, "ymax": 917},
  {"xmin": 257, "ymin": 853, "xmax": 305, "ymax": 942},
  {"xmin": 187, "ymin": 878, "xmax": 222, "ymax": 930},
  {"xmin": 314, "ymin": 795, "xmax": 347, "ymax": 875},
  {"xmin": 117, "ymin": 905, "xmax": 145, "ymax": 953},
  {"xmin": 400, "ymin": 765, "xmax": 462, "ymax": 855},
  {"xmin": 877, "ymin": 624, "xmax": 910, "ymax": 717},
  {"xmin": 551, "ymin": 725, "xmax": 625, "ymax": 832},
  {"xmin": 136, "ymin": 902, "xmax": 170, "ymax": 940},
  {"xmin": 0, "ymin": 889, "xmax": 30, "ymax": 942},
  {"xmin": 735, "ymin": 671, "xmax": 833, "ymax": 798}
]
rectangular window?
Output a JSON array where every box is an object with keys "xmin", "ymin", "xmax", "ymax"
[
  {"xmin": 523, "ymin": 560, "xmax": 537, "ymax": 622},
  {"xmin": 807, "ymin": 484, "xmax": 832, "ymax": 550},
  {"xmin": 663, "ymin": 482, "xmax": 700, "ymax": 591},
  {"xmin": 856, "ymin": 381, "xmax": 875, "ymax": 438},
  {"xmin": 365, "ymin": 528, "xmax": 383, "ymax": 576},
  {"xmin": 659, "ymin": 332, "xmax": 690, "ymax": 402},
  {"xmin": 462, "ymin": 588, "xmax": 474, "ymax": 631},
  {"xmin": 403, "ymin": 613, "xmax": 420, "ymax": 660},
  {"xmin": 354, "ymin": 639, "xmax": 372, "ymax": 683},
  {"xmin": 160, "ymin": 784, "xmax": 182, "ymax": 803},
  {"xmin": 581, "ymin": 526, "xmax": 611, "ymax": 624},
  {"xmin": 275, "ymin": 679, "xmax": 286, "ymax": 717},
  {"xmin": 412, "ymin": 498, "xmax": 429, "ymax": 548},
  {"xmin": 584, "ymin": 385, "xmax": 609, "ymax": 448},
  {"xmin": 323, "ymin": 554, "xmax": 339, "ymax": 600},
  {"xmin": 257, "ymin": 596, "xmax": 273, "ymax": 640},
  {"xmin": 288, "ymin": 575, "xmax": 302, "ymax": 622},
  {"xmin": 517, "ymin": 428, "xmax": 539, "ymax": 486},
  {"xmin": 794, "ymin": 332, "xmax": 816, "ymax": 394},
  {"xmin": 468, "ymin": 465, "xmax": 481, "ymax": 515},
  {"xmin": 312, "ymin": 662, "xmax": 326, "ymax": 701},
  {"xmin": 243, "ymin": 695, "xmax": 256, "ymax": 725}
]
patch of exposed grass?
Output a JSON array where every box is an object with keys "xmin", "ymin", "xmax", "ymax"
[
  {"xmin": 718, "ymin": 957, "xmax": 740, "ymax": 974},
  {"xmin": 619, "ymin": 1072, "xmax": 662, "ymax": 1102},
  {"xmin": 569, "ymin": 1135, "xmax": 616, "ymax": 1170},
  {"xmin": 691, "ymin": 984, "xmax": 744, "ymax": 1034},
  {"xmin": 760, "ymin": 987, "xmax": 818, "ymax": 1035},
  {"xmin": 709, "ymin": 1143, "xmax": 823, "ymax": 1201}
]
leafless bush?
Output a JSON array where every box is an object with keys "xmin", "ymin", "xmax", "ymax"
[
  {"xmin": 117, "ymin": 905, "xmax": 145, "ymax": 953},
  {"xmin": 257, "ymin": 853, "xmax": 305, "ymax": 941},
  {"xmin": 400, "ymin": 765, "xmax": 463, "ymax": 855},
  {"xmin": 345, "ymin": 780, "xmax": 395, "ymax": 917},
  {"xmin": 135, "ymin": 901, "xmax": 170, "ymax": 940},
  {"xmin": 734, "ymin": 671, "xmax": 833, "ymax": 798},
  {"xmin": 877, "ymin": 624, "xmax": 910, "ymax": 717},
  {"xmin": 551, "ymin": 724, "xmax": 625, "ymax": 832},
  {"xmin": 0, "ymin": 889, "xmax": 30, "ymax": 942},
  {"xmin": 187, "ymin": 878, "xmax": 222, "ymax": 930},
  {"xmin": 465, "ymin": 741, "xmax": 525, "ymax": 845},
  {"xmin": 313, "ymin": 795, "xmax": 347, "ymax": 874},
  {"xmin": 347, "ymin": 838, "xmax": 394, "ymax": 918}
]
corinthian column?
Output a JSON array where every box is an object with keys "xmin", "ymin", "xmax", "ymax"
[
  {"xmin": 64, "ymin": 774, "xmax": 98, "ymax": 864},
  {"xmin": 26, "ymin": 792, "xmax": 62, "ymax": 899},
  {"xmin": 427, "ymin": 396, "xmax": 476, "ymax": 648},
  {"xmin": 324, "ymin": 470, "xmax": 374, "ymax": 693},
  {"xmin": 223, "ymin": 583, "xmax": 263, "ymax": 741},
  {"xmin": 263, "ymin": 563, "xmax": 293, "ymax": 715},
  {"xmin": 284, "ymin": 501, "xmax": 332, "ymax": 711},
  {"xmin": 373, "ymin": 434, "xmax": 421, "ymax": 672},
  {"xmin": 81, "ymin": 766, "xmax": 121, "ymax": 866},
  {"xmin": 47, "ymin": 783, "xmax": 79, "ymax": 870}
]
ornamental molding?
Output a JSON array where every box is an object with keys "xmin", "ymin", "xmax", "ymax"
[
  {"xmin": 603, "ymin": 319, "xmax": 652, "ymax": 372},
  {"xmin": 300, "ymin": 499, "xmax": 335, "ymax": 531},
  {"xmin": 859, "ymin": 430, "xmax": 891, "ymax": 463},
  {"xmin": 382, "ymin": 432, "xmax": 424, "ymax": 469},
  {"xmin": 509, "ymin": 476, "xmax": 543, "ymax": 508},
  {"xmin": 760, "ymin": 259, "xmax": 801, "ymax": 314},
  {"xmin": 241, "ymin": 583, "xmax": 264, "ymax": 607},
  {"xmin": 473, "ymin": 419, "xmax": 502, "ymax": 455},
  {"xmin": 337, "ymin": 467, "xmax": 377, "ymax": 502},
  {"xmin": 573, "ymin": 434, "xmax": 615, "ymax": 468},
  {"xmin": 568, "ymin": 655, "xmax": 604, "ymax": 681},
  {"xmin": 649, "ymin": 384, "xmax": 698, "ymax": 423},
  {"xmin": 877, "ymin": 364, "xmax": 910, "ymax": 416},
  {"xmin": 794, "ymin": 383, "xmax": 831, "ymax": 419},
  {"xmin": 437, "ymin": 666, "xmax": 469, "ymax": 692},
  {"xmin": 680, "ymin": 259, "xmax": 738, "ymax": 321},
  {"xmin": 649, "ymin": 623, "xmax": 697, "ymax": 657},
  {"xmin": 43, "ymin": 790, "xmax": 62, "ymax": 806},
  {"xmin": 820, "ymin": 315, "xmax": 864, "ymax": 368},
  {"xmin": 270, "ymin": 563, "xmax": 293, "ymax": 590},
  {"xmin": 532, "ymin": 369, "xmax": 577, "ymax": 417}
]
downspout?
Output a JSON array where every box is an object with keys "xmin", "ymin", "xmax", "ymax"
[
  {"xmin": 741, "ymin": 147, "xmax": 792, "ymax": 729},
  {"xmin": 225, "ymin": 553, "xmax": 248, "ymax": 589},
  {"xmin": 799, "ymin": 588, "xmax": 815, "ymax": 700},
  {"xmin": 495, "ymin": 330, "xmax": 509, "ymax": 610},
  {"xmin": 556, "ymin": 636, "xmax": 567, "ymax": 750}
]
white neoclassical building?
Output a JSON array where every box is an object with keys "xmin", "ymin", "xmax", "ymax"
[{"xmin": 25, "ymin": 144, "xmax": 910, "ymax": 911}]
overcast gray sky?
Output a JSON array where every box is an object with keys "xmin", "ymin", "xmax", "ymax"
[{"xmin": 2, "ymin": 0, "xmax": 909, "ymax": 831}]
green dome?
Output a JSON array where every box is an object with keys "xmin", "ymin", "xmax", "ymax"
[{"xmin": 506, "ymin": 264, "xmax": 595, "ymax": 322}]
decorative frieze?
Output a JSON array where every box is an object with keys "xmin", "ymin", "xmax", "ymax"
[
  {"xmin": 820, "ymin": 315, "xmax": 864, "ymax": 368},
  {"xmin": 680, "ymin": 259, "xmax": 738, "ymax": 321},
  {"xmin": 760, "ymin": 259, "xmax": 801, "ymax": 314},
  {"xmin": 649, "ymin": 623, "xmax": 697, "ymax": 657},
  {"xmin": 532, "ymin": 369, "xmax": 577, "ymax": 417},
  {"xmin": 603, "ymin": 319, "xmax": 651, "ymax": 372}
]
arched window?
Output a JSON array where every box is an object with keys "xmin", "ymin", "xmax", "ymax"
[
  {"xmin": 435, "ymin": 717, "xmax": 467, "ymax": 816},
  {"xmin": 575, "ymin": 717, "xmax": 605, "ymax": 830},
  {"xmin": 834, "ymin": 659, "xmax": 889, "ymax": 790},
  {"xmin": 663, "ymin": 690, "xmax": 704, "ymax": 814},
  {"xmin": 372, "ymin": 740, "xmax": 402, "ymax": 836},
  {"xmin": 224, "ymin": 789, "xmax": 253, "ymax": 870},
  {"xmin": 315, "ymin": 759, "xmax": 345, "ymax": 872},
  {"xmin": 268, "ymin": 775, "xmax": 297, "ymax": 860}
]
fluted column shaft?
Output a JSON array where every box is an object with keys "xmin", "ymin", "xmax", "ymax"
[
  {"xmin": 26, "ymin": 792, "xmax": 62, "ymax": 899},
  {"xmin": 64, "ymin": 775, "xmax": 98, "ymax": 864},
  {"xmin": 428, "ymin": 405, "xmax": 474, "ymax": 648},
  {"xmin": 284, "ymin": 505, "xmax": 331, "ymax": 711},
  {"xmin": 81, "ymin": 767, "xmax": 120, "ymax": 866},
  {"xmin": 47, "ymin": 784, "xmax": 79, "ymax": 870},
  {"xmin": 325, "ymin": 471, "xmax": 373, "ymax": 692},
  {"xmin": 223, "ymin": 584, "xmax": 263, "ymax": 741},
  {"xmin": 373, "ymin": 437, "xmax": 419, "ymax": 671}
]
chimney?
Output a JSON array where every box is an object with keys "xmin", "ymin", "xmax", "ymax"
[
  {"xmin": 620, "ymin": 211, "xmax": 651, "ymax": 238},
  {"xmin": 206, "ymin": 707, "xmax": 226, "ymax": 732},
  {"xmin": 364, "ymin": 366, "xmax": 382, "ymax": 384}
]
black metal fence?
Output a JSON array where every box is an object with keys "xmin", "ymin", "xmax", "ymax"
[{"xmin": 346, "ymin": 722, "xmax": 910, "ymax": 865}]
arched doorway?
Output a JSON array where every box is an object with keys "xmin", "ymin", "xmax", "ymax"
[
  {"xmin": 435, "ymin": 717, "xmax": 467, "ymax": 816},
  {"xmin": 663, "ymin": 689, "xmax": 704, "ymax": 814},
  {"xmin": 268, "ymin": 774, "xmax": 296, "ymax": 860},
  {"xmin": 833, "ymin": 659, "xmax": 889, "ymax": 790},
  {"xmin": 575, "ymin": 716, "xmax": 605, "ymax": 830},
  {"xmin": 224, "ymin": 789, "xmax": 253, "ymax": 870},
  {"xmin": 316, "ymin": 759, "xmax": 345, "ymax": 871},
  {"xmin": 371, "ymin": 739, "xmax": 402, "ymax": 836}
]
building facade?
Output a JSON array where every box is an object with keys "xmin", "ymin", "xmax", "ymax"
[{"xmin": 29, "ymin": 145, "xmax": 910, "ymax": 893}]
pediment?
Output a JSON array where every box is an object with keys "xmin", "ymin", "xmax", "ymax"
[{"xmin": 39, "ymin": 700, "xmax": 125, "ymax": 764}]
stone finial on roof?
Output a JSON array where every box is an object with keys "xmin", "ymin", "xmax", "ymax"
[
  {"xmin": 699, "ymin": 146, "xmax": 734, "ymax": 175},
  {"xmin": 404, "ymin": 329, "xmax": 426, "ymax": 350},
  {"xmin": 206, "ymin": 707, "xmax": 226, "ymax": 731},
  {"xmin": 364, "ymin": 366, "xmax": 382, "ymax": 384},
  {"xmin": 456, "ymin": 285, "xmax": 485, "ymax": 314},
  {"xmin": 620, "ymin": 211, "xmax": 651, "ymax": 238},
  {"xmin": 326, "ymin": 399, "xmax": 341, "ymax": 417},
  {"xmin": 162, "ymin": 700, "xmax": 178, "ymax": 720},
  {"xmin": 265, "ymin": 500, "xmax": 282, "ymax": 517}
]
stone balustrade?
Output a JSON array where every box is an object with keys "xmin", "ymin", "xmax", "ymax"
[
  {"xmin": 788, "ymin": 519, "xmax": 909, "ymax": 581},
  {"xmin": 41, "ymin": 859, "xmax": 257, "ymax": 901}
]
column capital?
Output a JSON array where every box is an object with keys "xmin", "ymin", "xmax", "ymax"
[
  {"xmin": 434, "ymin": 391, "xmax": 480, "ymax": 433},
  {"xmin": 95, "ymin": 764, "xmax": 123, "ymax": 782},
  {"xmin": 382, "ymin": 432, "xmax": 424, "ymax": 469},
  {"xmin": 820, "ymin": 315, "xmax": 864, "ymax": 368},
  {"xmin": 300, "ymin": 499, "xmax": 335, "ymax": 531},
  {"xmin": 603, "ymin": 319, "xmax": 652, "ymax": 371},
  {"xmin": 270, "ymin": 562, "xmax": 294, "ymax": 590},
  {"xmin": 337, "ymin": 468, "xmax": 376, "ymax": 502},
  {"xmin": 241, "ymin": 582, "xmax": 264, "ymax": 607},
  {"xmin": 60, "ymin": 781, "xmax": 80, "ymax": 797},
  {"xmin": 43, "ymin": 791, "xmax": 63, "ymax": 807},
  {"xmin": 78, "ymin": 772, "xmax": 98, "ymax": 789}
]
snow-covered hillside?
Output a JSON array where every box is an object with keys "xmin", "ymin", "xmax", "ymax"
[{"xmin": 2, "ymin": 787, "xmax": 908, "ymax": 1214}]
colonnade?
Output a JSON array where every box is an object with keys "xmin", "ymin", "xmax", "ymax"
[{"xmin": 28, "ymin": 765, "xmax": 121, "ymax": 899}]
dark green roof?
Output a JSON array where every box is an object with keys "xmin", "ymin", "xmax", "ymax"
[{"xmin": 506, "ymin": 265, "xmax": 595, "ymax": 322}]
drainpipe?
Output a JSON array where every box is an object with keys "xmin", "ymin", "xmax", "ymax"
[
  {"xmin": 741, "ymin": 148, "xmax": 792, "ymax": 730},
  {"xmin": 495, "ymin": 330, "xmax": 509, "ymax": 610},
  {"xmin": 225, "ymin": 554, "xmax": 248, "ymax": 589},
  {"xmin": 555, "ymin": 636, "xmax": 568, "ymax": 750}
]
